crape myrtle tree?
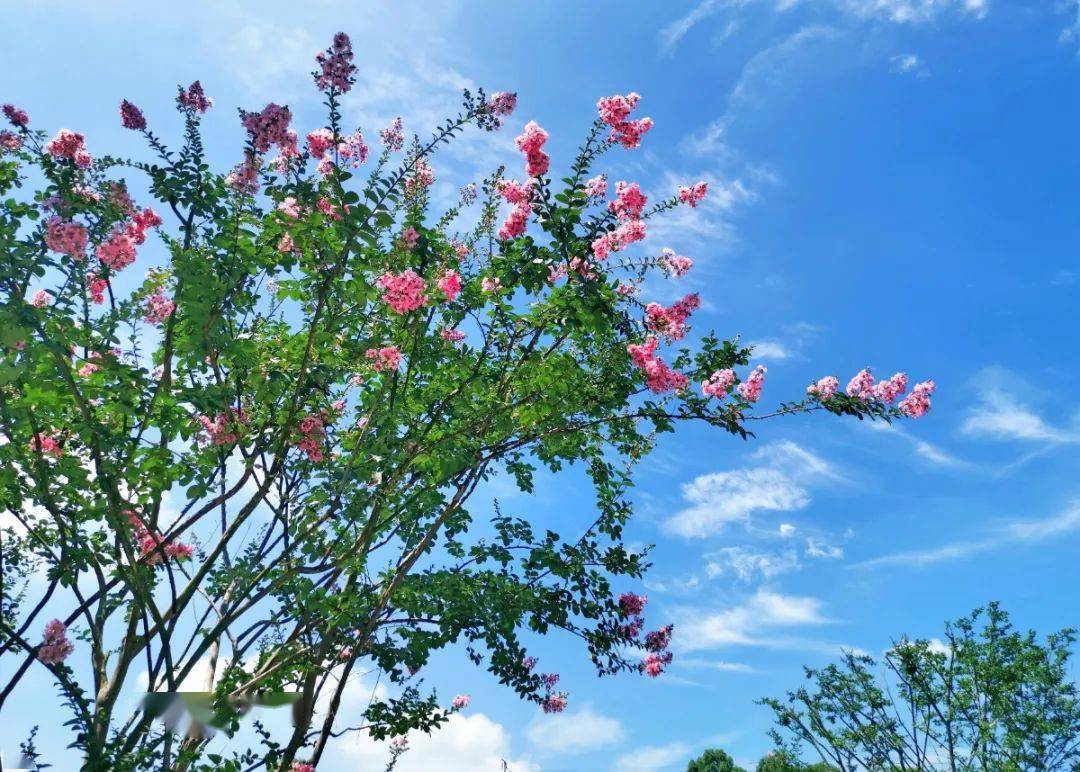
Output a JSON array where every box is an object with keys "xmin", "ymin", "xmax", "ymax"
[
  {"xmin": 761, "ymin": 603, "xmax": 1080, "ymax": 771},
  {"xmin": 0, "ymin": 32, "xmax": 935, "ymax": 771}
]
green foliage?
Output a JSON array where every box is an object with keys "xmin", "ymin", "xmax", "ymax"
[
  {"xmin": 761, "ymin": 603, "xmax": 1080, "ymax": 771},
  {"xmin": 687, "ymin": 747, "xmax": 746, "ymax": 771}
]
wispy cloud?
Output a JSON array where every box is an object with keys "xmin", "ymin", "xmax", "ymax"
[
  {"xmin": 675, "ymin": 588, "xmax": 832, "ymax": 651},
  {"xmin": 889, "ymin": 52, "xmax": 928, "ymax": 75},
  {"xmin": 613, "ymin": 741, "xmax": 691, "ymax": 771},
  {"xmin": 664, "ymin": 441, "xmax": 838, "ymax": 538},
  {"xmin": 706, "ymin": 546, "xmax": 801, "ymax": 581},
  {"xmin": 852, "ymin": 502, "xmax": 1080, "ymax": 569},
  {"xmin": 960, "ymin": 381, "xmax": 1077, "ymax": 444}
]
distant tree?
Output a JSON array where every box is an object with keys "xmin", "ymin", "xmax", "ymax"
[
  {"xmin": 687, "ymin": 747, "xmax": 746, "ymax": 772},
  {"xmin": 755, "ymin": 749, "xmax": 837, "ymax": 771},
  {"xmin": 761, "ymin": 603, "xmax": 1080, "ymax": 771}
]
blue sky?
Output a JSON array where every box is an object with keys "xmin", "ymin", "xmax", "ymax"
[{"xmin": 3, "ymin": 0, "xmax": 1080, "ymax": 769}]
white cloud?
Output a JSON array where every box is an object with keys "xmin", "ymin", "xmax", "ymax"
[
  {"xmin": 778, "ymin": 522, "xmax": 796, "ymax": 537},
  {"xmin": 335, "ymin": 712, "xmax": 538, "ymax": 772},
  {"xmin": 613, "ymin": 741, "xmax": 691, "ymax": 771},
  {"xmin": 889, "ymin": 53, "xmax": 928, "ymax": 75},
  {"xmin": 864, "ymin": 420, "xmax": 969, "ymax": 468},
  {"xmin": 853, "ymin": 501, "xmax": 1080, "ymax": 569},
  {"xmin": 676, "ymin": 589, "xmax": 830, "ymax": 651},
  {"xmin": 960, "ymin": 385, "xmax": 1076, "ymax": 443},
  {"xmin": 664, "ymin": 442, "xmax": 837, "ymax": 538},
  {"xmin": 805, "ymin": 537, "xmax": 843, "ymax": 559},
  {"xmin": 677, "ymin": 658, "xmax": 758, "ymax": 673},
  {"xmin": 526, "ymin": 705, "xmax": 624, "ymax": 754},
  {"xmin": 705, "ymin": 546, "xmax": 801, "ymax": 582},
  {"xmin": 746, "ymin": 339, "xmax": 793, "ymax": 361}
]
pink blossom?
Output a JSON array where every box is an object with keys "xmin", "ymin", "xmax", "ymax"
[
  {"xmin": 845, "ymin": 368, "xmax": 876, "ymax": 400},
  {"xmin": 807, "ymin": 375, "xmax": 839, "ymax": 400},
  {"xmin": 2, "ymin": 103, "xmax": 29, "ymax": 128},
  {"xmin": 225, "ymin": 157, "xmax": 261, "ymax": 194},
  {"xmin": 144, "ymin": 291, "xmax": 175, "ymax": 324},
  {"xmin": 315, "ymin": 32, "xmax": 357, "ymax": 93},
  {"xmin": 0, "ymin": 131, "xmax": 20, "ymax": 151},
  {"xmin": 627, "ymin": 337, "xmax": 688, "ymax": 394},
  {"xmin": 460, "ymin": 183, "xmax": 478, "ymax": 204},
  {"xmin": 438, "ymin": 269, "xmax": 462, "ymax": 302},
  {"xmin": 45, "ymin": 217, "xmax": 88, "ymax": 259},
  {"xmin": 481, "ymin": 276, "xmax": 501, "ymax": 293},
  {"xmin": 278, "ymin": 234, "xmax": 296, "ymax": 253},
  {"xmin": 515, "ymin": 121, "xmax": 550, "ymax": 178},
  {"xmin": 737, "ymin": 365, "xmax": 767, "ymax": 403},
  {"xmin": 644, "ymin": 294, "xmax": 700, "ymax": 341},
  {"xmin": 30, "ymin": 290, "xmax": 52, "ymax": 308},
  {"xmin": 36, "ymin": 619, "xmax": 73, "ymax": 664},
  {"xmin": 454, "ymin": 242, "xmax": 469, "ymax": 260},
  {"xmin": 77, "ymin": 362, "xmax": 100, "ymax": 378},
  {"xmin": 107, "ymin": 182, "xmax": 136, "ymax": 215},
  {"xmin": 616, "ymin": 282, "xmax": 638, "ymax": 296},
  {"xmin": 642, "ymin": 651, "xmax": 673, "ymax": 678},
  {"xmin": 609, "ymin": 181, "xmax": 647, "ymax": 221},
  {"xmin": 702, "ymin": 368, "xmax": 736, "ymax": 399},
  {"xmin": 380, "ymin": 117, "xmax": 404, "ymax": 151},
  {"xmin": 278, "ymin": 197, "xmax": 302, "ymax": 219},
  {"xmin": 523, "ymin": 656, "xmax": 538, "ymax": 671},
  {"xmin": 405, "ymin": 157, "xmax": 435, "ymax": 194},
  {"xmin": 898, "ymin": 380, "xmax": 935, "ymax": 418},
  {"xmin": 399, "ymin": 226, "xmax": 419, "ymax": 251},
  {"xmin": 451, "ymin": 694, "xmax": 471, "ymax": 710},
  {"xmin": 619, "ymin": 592, "xmax": 647, "ymax": 617},
  {"xmin": 678, "ymin": 181, "xmax": 708, "ymax": 208},
  {"xmin": 197, "ymin": 410, "xmax": 248, "ymax": 446},
  {"xmin": 487, "ymin": 91, "xmax": 517, "ymax": 119},
  {"xmin": 541, "ymin": 694, "xmax": 568, "ymax": 714},
  {"xmin": 584, "ymin": 174, "xmax": 607, "ymax": 200},
  {"xmin": 597, "ymin": 92, "xmax": 653, "ymax": 149},
  {"xmin": 872, "ymin": 372, "xmax": 908, "ymax": 404},
  {"xmin": 377, "ymin": 270, "xmax": 427, "ymax": 314},
  {"xmin": 548, "ymin": 263, "xmax": 567, "ymax": 283},
  {"xmin": 120, "ymin": 100, "xmax": 146, "ymax": 130},
  {"xmin": 241, "ymin": 103, "xmax": 293, "ymax": 154},
  {"xmin": 316, "ymin": 196, "xmax": 343, "ymax": 220},
  {"xmin": 177, "ymin": 81, "xmax": 212, "ymax": 114},
  {"xmin": 659, "ymin": 248, "xmax": 693, "ymax": 278},
  {"xmin": 307, "ymin": 128, "xmax": 335, "ymax": 157},
  {"xmin": 366, "ymin": 346, "xmax": 403, "ymax": 373},
  {"xmin": 87, "ymin": 274, "xmax": 108, "ymax": 304},
  {"xmin": 440, "ymin": 327, "xmax": 466, "ymax": 345},
  {"xmin": 292, "ymin": 763, "xmax": 315, "ymax": 772},
  {"xmin": 45, "ymin": 129, "xmax": 91, "ymax": 167},
  {"xmin": 295, "ymin": 414, "xmax": 326, "ymax": 462},
  {"xmin": 337, "ymin": 129, "xmax": 369, "ymax": 167},
  {"xmin": 30, "ymin": 432, "xmax": 63, "ymax": 457}
]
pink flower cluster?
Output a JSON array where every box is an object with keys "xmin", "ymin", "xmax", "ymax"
[
  {"xmin": 315, "ymin": 32, "xmax": 357, "ymax": 93},
  {"xmin": 487, "ymin": 91, "xmax": 517, "ymax": 124},
  {"xmin": 398, "ymin": 226, "xmax": 419, "ymax": 251},
  {"xmin": 405, "ymin": 157, "xmax": 435, "ymax": 194},
  {"xmin": 242, "ymin": 103, "xmax": 293, "ymax": 154},
  {"xmin": 642, "ymin": 624, "xmax": 674, "ymax": 678},
  {"xmin": 307, "ymin": 128, "xmax": 335, "ymax": 157},
  {"xmin": 380, "ymin": 117, "xmax": 404, "ymax": 151},
  {"xmin": 278, "ymin": 197, "xmax": 303, "ymax": 219},
  {"xmin": 177, "ymin": 81, "xmax": 212, "ymax": 114},
  {"xmin": 451, "ymin": 694, "xmax": 471, "ymax": 710},
  {"xmin": 144, "ymin": 291, "xmax": 175, "ymax": 325},
  {"xmin": 609, "ymin": 181, "xmax": 647, "ymax": 220},
  {"xmin": 702, "ymin": 368, "xmax": 736, "ymax": 399},
  {"xmin": 377, "ymin": 270, "xmax": 427, "ymax": 314},
  {"xmin": 31, "ymin": 290, "xmax": 52, "ymax": 308},
  {"xmin": 36, "ymin": 619, "xmax": 73, "ymax": 665},
  {"xmin": 291, "ymin": 764, "xmax": 315, "ymax": 772},
  {"xmin": 45, "ymin": 217, "xmax": 88, "ymax": 259},
  {"xmin": 3, "ymin": 103, "xmax": 29, "ymax": 128},
  {"xmin": 87, "ymin": 274, "xmax": 108, "ymax": 304},
  {"xmin": 678, "ymin": 181, "xmax": 708, "ymax": 208},
  {"xmin": 659, "ymin": 248, "xmax": 693, "ymax": 278},
  {"xmin": 126, "ymin": 510, "xmax": 194, "ymax": 565},
  {"xmin": 120, "ymin": 100, "xmax": 146, "ymax": 130},
  {"xmin": 337, "ymin": 129, "xmax": 368, "ymax": 167},
  {"xmin": 737, "ymin": 364, "xmax": 767, "ymax": 403},
  {"xmin": 619, "ymin": 592, "xmax": 647, "ymax": 617},
  {"xmin": 597, "ymin": 93, "xmax": 653, "ymax": 149},
  {"xmin": 296, "ymin": 414, "xmax": 326, "ymax": 462},
  {"xmin": 0, "ymin": 131, "xmax": 20, "ymax": 151},
  {"xmin": 899, "ymin": 380, "xmax": 936, "ymax": 418},
  {"xmin": 515, "ymin": 121, "xmax": 550, "ymax": 178},
  {"xmin": 539, "ymin": 672, "xmax": 568, "ymax": 714},
  {"xmin": 497, "ymin": 178, "xmax": 533, "ymax": 239},
  {"xmin": 198, "ymin": 409, "xmax": 248, "ymax": 446},
  {"xmin": 440, "ymin": 327, "xmax": 465, "ymax": 345},
  {"xmin": 438, "ymin": 269, "xmax": 462, "ymax": 302},
  {"xmin": 29, "ymin": 432, "xmax": 62, "ymax": 457},
  {"xmin": 806, "ymin": 375, "xmax": 839, "ymax": 400},
  {"xmin": 644, "ymin": 294, "xmax": 700, "ymax": 341},
  {"xmin": 584, "ymin": 174, "xmax": 607, "ymax": 200},
  {"xmin": 45, "ymin": 129, "xmax": 91, "ymax": 168},
  {"xmin": 96, "ymin": 208, "xmax": 162, "ymax": 272},
  {"xmin": 591, "ymin": 219, "xmax": 646, "ymax": 260},
  {"xmin": 627, "ymin": 337, "xmax": 688, "ymax": 394},
  {"xmin": 366, "ymin": 346, "xmax": 402, "ymax": 373}
]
